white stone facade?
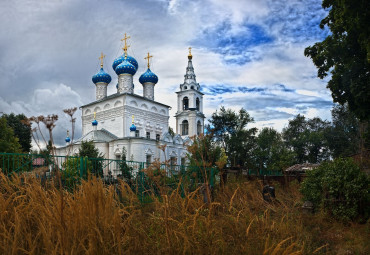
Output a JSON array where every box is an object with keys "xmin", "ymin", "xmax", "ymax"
[
  {"xmin": 143, "ymin": 82, "xmax": 155, "ymax": 100},
  {"xmin": 95, "ymin": 83, "xmax": 108, "ymax": 100},
  {"xmin": 56, "ymin": 50, "xmax": 205, "ymax": 175},
  {"xmin": 118, "ymin": 74, "xmax": 134, "ymax": 94}
]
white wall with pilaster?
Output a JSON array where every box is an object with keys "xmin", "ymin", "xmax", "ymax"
[{"xmin": 82, "ymin": 93, "xmax": 169, "ymax": 139}]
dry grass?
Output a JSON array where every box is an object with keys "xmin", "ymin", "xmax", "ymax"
[{"xmin": 0, "ymin": 173, "xmax": 368, "ymax": 254}]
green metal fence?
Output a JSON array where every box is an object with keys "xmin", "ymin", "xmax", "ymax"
[
  {"xmin": 0, "ymin": 153, "xmax": 282, "ymax": 201},
  {"xmin": 0, "ymin": 153, "xmax": 218, "ymax": 200}
]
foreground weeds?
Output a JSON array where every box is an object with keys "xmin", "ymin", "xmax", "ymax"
[{"xmin": 0, "ymin": 173, "xmax": 368, "ymax": 254}]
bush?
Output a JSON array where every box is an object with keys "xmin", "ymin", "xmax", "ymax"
[{"xmin": 300, "ymin": 158, "xmax": 369, "ymax": 221}]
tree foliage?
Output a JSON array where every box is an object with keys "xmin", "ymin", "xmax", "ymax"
[
  {"xmin": 3, "ymin": 113, "xmax": 32, "ymax": 153},
  {"xmin": 300, "ymin": 158, "xmax": 369, "ymax": 221},
  {"xmin": 283, "ymin": 114, "xmax": 330, "ymax": 164},
  {"xmin": 78, "ymin": 140, "xmax": 103, "ymax": 159},
  {"xmin": 118, "ymin": 147, "xmax": 133, "ymax": 182},
  {"xmin": 304, "ymin": 0, "xmax": 370, "ymax": 120},
  {"xmin": 187, "ymin": 134, "xmax": 223, "ymax": 168},
  {"xmin": 326, "ymin": 104, "xmax": 360, "ymax": 157},
  {"xmin": 206, "ymin": 107, "xmax": 256, "ymax": 167},
  {"xmin": 0, "ymin": 117, "xmax": 22, "ymax": 153},
  {"xmin": 77, "ymin": 141, "xmax": 104, "ymax": 177},
  {"xmin": 255, "ymin": 127, "xmax": 295, "ymax": 171}
]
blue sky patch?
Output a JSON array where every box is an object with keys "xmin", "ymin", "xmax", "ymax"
[
  {"xmin": 202, "ymin": 83, "xmax": 296, "ymax": 96},
  {"xmin": 194, "ymin": 22, "xmax": 273, "ymax": 65}
]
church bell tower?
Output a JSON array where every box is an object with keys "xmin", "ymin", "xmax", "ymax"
[{"xmin": 175, "ymin": 48, "xmax": 205, "ymax": 137}]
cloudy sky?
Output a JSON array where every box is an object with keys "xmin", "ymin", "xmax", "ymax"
[{"xmin": 0, "ymin": 0, "xmax": 333, "ymax": 147}]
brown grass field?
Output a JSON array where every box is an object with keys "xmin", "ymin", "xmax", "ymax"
[{"xmin": 0, "ymin": 173, "xmax": 368, "ymax": 254}]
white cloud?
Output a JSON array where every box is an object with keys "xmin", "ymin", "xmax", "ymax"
[
  {"xmin": 0, "ymin": 84, "xmax": 83, "ymax": 148},
  {"xmin": 0, "ymin": 0, "xmax": 334, "ymax": 143}
]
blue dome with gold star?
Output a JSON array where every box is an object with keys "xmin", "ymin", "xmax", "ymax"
[
  {"xmin": 130, "ymin": 123, "xmax": 136, "ymax": 132},
  {"xmin": 92, "ymin": 119, "xmax": 98, "ymax": 126},
  {"xmin": 65, "ymin": 136, "xmax": 70, "ymax": 143},
  {"xmin": 92, "ymin": 68, "xmax": 112, "ymax": 84},
  {"xmin": 112, "ymin": 55, "xmax": 138, "ymax": 71},
  {"xmin": 115, "ymin": 58, "xmax": 137, "ymax": 75},
  {"xmin": 139, "ymin": 68, "xmax": 158, "ymax": 84}
]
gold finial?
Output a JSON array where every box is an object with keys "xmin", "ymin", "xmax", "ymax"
[
  {"xmin": 94, "ymin": 112, "xmax": 96, "ymax": 120},
  {"xmin": 131, "ymin": 115, "xmax": 134, "ymax": 124},
  {"xmin": 188, "ymin": 47, "xmax": 192, "ymax": 58},
  {"xmin": 99, "ymin": 52, "xmax": 105, "ymax": 68},
  {"xmin": 144, "ymin": 52, "xmax": 153, "ymax": 69},
  {"xmin": 121, "ymin": 33, "xmax": 131, "ymax": 56},
  {"xmin": 67, "ymin": 130, "xmax": 69, "ymax": 136}
]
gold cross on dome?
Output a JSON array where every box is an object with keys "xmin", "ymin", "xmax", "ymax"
[
  {"xmin": 99, "ymin": 52, "xmax": 105, "ymax": 68},
  {"xmin": 188, "ymin": 47, "xmax": 192, "ymax": 57},
  {"xmin": 144, "ymin": 52, "xmax": 153, "ymax": 68},
  {"xmin": 121, "ymin": 33, "xmax": 131, "ymax": 55},
  {"xmin": 132, "ymin": 115, "xmax": 135, "ymax": 124}
]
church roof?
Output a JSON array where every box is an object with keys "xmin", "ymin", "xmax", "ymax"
[
  {"xmin": 80, "ymin": 92, "xmax": 171, "ymax": 108},
  {"xmin": 74, "ymin": 128, "xmax": 119, "ymax": 144}
]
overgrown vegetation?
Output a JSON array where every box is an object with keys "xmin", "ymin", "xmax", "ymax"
[
  {"xmin": 300, "ymin": 158, "xmax": 370, "ymax": 221},
  {"xmin": 0, "ymin": 173, "xmax": 368, "ymax": 254}
]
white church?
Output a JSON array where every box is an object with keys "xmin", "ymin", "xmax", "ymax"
[{"xmin": 57, "ymin": 35, "xmax": 205, "ymax": 168}]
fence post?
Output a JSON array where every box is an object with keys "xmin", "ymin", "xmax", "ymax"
[{"xmin": 80, "ymin": 157, "xmax": 84, "ymax": 178}]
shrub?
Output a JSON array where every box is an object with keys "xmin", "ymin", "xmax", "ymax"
[{"xmin": 300, "ymin": 158, "xmax": 369, "ymax": 221}]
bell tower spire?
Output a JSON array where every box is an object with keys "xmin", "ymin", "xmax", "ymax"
[{"xmin": 175, "ymin": 48, "xmax": 205, "ymax": 137}]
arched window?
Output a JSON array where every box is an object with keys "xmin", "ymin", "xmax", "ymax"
[
  {"xmin": 197, "ymin": 120, "xmax": 202, "ymax": 135},
  {"xmin": 196, "ymin": 98, "xmax": 200, "ymax": 111},
  {"xmin": 184, "ymin": 86, "xmax": 187, "ymax": 90},
  {"xmin": 181, "ymin": 120, "xmax": 189, "ymax": 135},
  {"xmin": 191, "ymin": 86, "xmax": 194, "ymax": 89},
  {"xmin": 183, "ymin": 97, "xmax": 189, "ymax": 110}
]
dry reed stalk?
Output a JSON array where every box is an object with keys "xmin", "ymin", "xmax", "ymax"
[
  {"xmin": 312, "ymin": 243, "xmax": 329, "ymax": 253},
  {"xmin": 228, "ymin": 186, "xmax": 239, "ymax": 212},
  {"xmin": 0, "ymin": 172, "xmax": 367, "ymax": 254}
]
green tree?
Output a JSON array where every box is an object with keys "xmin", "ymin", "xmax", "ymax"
[
  {"xmin": 206, "ymin": 107, "xmax": 257, "ymax": 167},
  {"xmin": 300, "ymin": 158, "xmax": 369, "ymax": 221},
  {"xmin": 187, "ymin": 134, "xmax": 223, "ymax": 168},
  {"xmin": 78, "ymin": 140, "xmax": 102, "ymax": 158},
  {"xmin": 118, "ymin": 147, "xmax": 133, "ymax": 182},
  {"xmin": 3, "ymin": 113, "xmax": 32, "ymax": 153},
  {"xmin": 306, "ymin": 117, "xmax": 331, "ymax": 163},
  {"xmin": 77, "ymin": 141, "xmax": 104, "ymax": 177},
  {"xmin": 186, "ymin": 134, "xmax": 222, "ymax": 187},
  {"xmin": 304, "ymin": 0, "xmax": 370, "ymax": 120},
  {"xmin": 0, "ymin": 117, "xmax": 22, "ymax": 153},
  {"xmin": 326, "ymin": 104, "xmax": 360, "ymax": 158},
  {"xmin": 283, "ymin": 114, "xmax": 330, "ymax": 164},
  {"xmin": 255, "ymin": 127, "xmax": 295, "ymax": 171},
  {"xmin": 282, "ymin": 115, "xmax": 309, "ymax": 163}
]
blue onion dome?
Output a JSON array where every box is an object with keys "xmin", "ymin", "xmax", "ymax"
[
  {"xmin": 139, "ymin": 68, "xmax": 158, "ymax": 84},
  {"xmin": 115, "ymin": 58, "xmax": 137, "ymax": 75},
  {"xmin": 92, "ymin": 119, "xmax": 98, "ymax": 126},
  {"xmin": 130, "ymin": 123, "xmax": 136, "ymax": 132},
  {"xmin": 112, "ymin": 55, "xmax": 138, "ymax": 71},
  {"xmin": 65, "ymin": 136, "xmax": 70, "ymax": 143},
  {"xmin": 92, "ymin": 68, "xmax": 112, "ymax": 84}
]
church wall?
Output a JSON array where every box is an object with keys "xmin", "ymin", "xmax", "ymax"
[
  {"xmin": 82, "ymin": 94, "xmax": 170, "ymax": 139},
  {"xmin": 82, "ymin": 95, "xmax": 126, "ymax": 137},
  {"xmin": 109, "ymin": 138, "xmax": 187, "ymax": 165}
]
